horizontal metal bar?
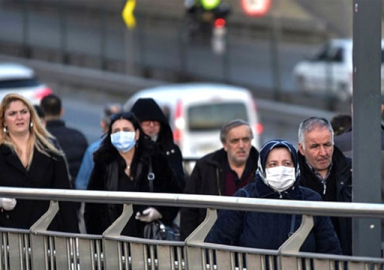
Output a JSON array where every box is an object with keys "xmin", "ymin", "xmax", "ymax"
[{"xmin": 0, "ymin": 187, "xmax": 383, "ymax": 219}]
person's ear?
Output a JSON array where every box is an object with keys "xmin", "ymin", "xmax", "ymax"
[
  {"xmin": 60, "ymin": 108, "xmax": 65, "ymax": 116},
  {"xmin": 135, "ymin": 129, "xmax": 140, "ymax": 140},
  {"xmin": 298, "ymin": 142, "xmax": 305, "ymax": 156}
]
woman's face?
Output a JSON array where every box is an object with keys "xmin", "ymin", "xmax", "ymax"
[
  {"xmin": 111, "ymin": 119, "xmax": 139, "ymax": 140},
  {"xmin": 3, "ymin": 100, "xmax": 31, "ymax": 136},
  {"xmin": 265, "ymin": 148, "xmax": 294, "ymax": 169}
]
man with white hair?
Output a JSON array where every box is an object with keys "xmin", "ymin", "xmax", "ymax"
[{"xmin": 297, "ymin": 116, "xmax": 352, "ymax": 255}]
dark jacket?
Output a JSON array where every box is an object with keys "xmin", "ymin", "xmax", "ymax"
[
  {"xmin": 131, "ymin": 98, "xmax": 186, "ymax": 189},
  {"xmin": 84, "ymin": 142, "xmax": 182, "ymax": 237},
  {"xmin": 205, "ymin": 175, "xmax": 342, "ymax": 254},
  {"xmin": 45, "ymin": 119, "xmax": 88, "ymax": 183},
  {"xmin": 298, "ymin": 146, "xmax": 352, "ymax": 255},
  {"xmin": 0, "ymin": 144, "xmax": 79, "ymax": 233},
  {"xmin": 180, "ymin": 147, "xmax": 259, "ymax": 240}
]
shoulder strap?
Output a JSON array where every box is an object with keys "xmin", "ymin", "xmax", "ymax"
[
  {"xmin": 148, "ymin": 158, "xmax": 155, "ymax": 192},
  {"xmin": 106, "ymin": 162, "xmax": 119, "ymax": 191}
]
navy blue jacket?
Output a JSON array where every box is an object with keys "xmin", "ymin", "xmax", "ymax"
[{"xmin": 205, "ymin": 176, "xmax": 342, "ymax": 254}]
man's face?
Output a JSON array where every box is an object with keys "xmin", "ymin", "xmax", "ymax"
[
  {"xmin": 140, "ymin": 120, "xmax": 161, "ymax": 139},
  {"xmin": 298, "ymin": 126, "xmax": 334, "ymax": 174},
  {"xmin": 223, "ymin": 125, "xmax": 252, "ymax": 166}
]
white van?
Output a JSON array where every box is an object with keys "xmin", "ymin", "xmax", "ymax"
[{"xmin": 123, "ymin": 83, "xmax": 263, "ymax": 159}]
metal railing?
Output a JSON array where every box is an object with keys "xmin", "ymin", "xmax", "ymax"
[{"xmin": 0, "ymin": 187, "xmax": 383, "ymax": 269}]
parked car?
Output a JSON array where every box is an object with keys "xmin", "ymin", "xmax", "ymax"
[
  {"xmin": 292, "ymin": 39, "xmax": 384, "ymax": 101},
  {"xmin": 124, "ymin": 83, "xmax": 263, "ymax": 159},
  {"xmin": 0, "ymin": 63, "xmax": 53, "ymax": 104}
]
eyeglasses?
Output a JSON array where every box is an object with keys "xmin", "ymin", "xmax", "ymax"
[
  {"xmin": 141, "ymin": 120, "xmax": 160, "ymax": 127},
  {"xmin": 110, "ymin": 111, "xmax": 134, "ymax": 122}
]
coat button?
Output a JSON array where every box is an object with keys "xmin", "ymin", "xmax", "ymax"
[
  {"xmin": 166, "ymin": 151, "xmax": 170, "ymax": 155},
  {"xmin": 171, "ymin": 149, "xmax": 175, "ymax": 153},
  {"xmin": 341, "ymin": 182, "xmax": 344, "ymax": 185},
  {"xmin": 6, "ymin": 215, "xmax": 9, "ymax": 219}
]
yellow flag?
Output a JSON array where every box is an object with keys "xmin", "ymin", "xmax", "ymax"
[{"xmin": 122, "ymin": 0, "xmax": 136, "ymax": 29}]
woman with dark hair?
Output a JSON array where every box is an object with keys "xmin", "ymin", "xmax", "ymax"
[{"xmin": 84, "ymin": 112, "xmax": 182, "ymax": 237}]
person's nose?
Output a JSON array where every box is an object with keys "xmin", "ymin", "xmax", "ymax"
[
  {"xmin": 319, "ymin": 145, "xmax": 326, "ymax": 156},
  {"xmin": 239, "ymin": 140, "xmax": 245, "ymax": 148}
]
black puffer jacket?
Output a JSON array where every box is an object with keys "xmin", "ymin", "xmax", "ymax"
[{"xmin": 180, "ymin": 147, "xmax": 258, "ymax": 240}]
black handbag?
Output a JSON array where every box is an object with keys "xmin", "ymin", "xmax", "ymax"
[
  {"xmin": 142, "ymin": 159, "xmax": 180, "ymax": 241},
  {"xmin": 143, "ymin": 220, "xmax": 180, "ymax": 241}
]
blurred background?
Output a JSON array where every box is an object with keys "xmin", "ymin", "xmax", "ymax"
[{"xmin": 0, "ymin": 0, "xmax": 383, "ymax": 145}]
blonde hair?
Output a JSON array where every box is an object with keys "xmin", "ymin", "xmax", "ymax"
[{"xmin": 0, "ymin": 93, "xmax": 63, "ymax": 163}]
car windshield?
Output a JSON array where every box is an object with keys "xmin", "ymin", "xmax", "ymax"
[
  {"xmin": 0, "ymin": 78, "xmax": 40, "ymax": 89},
  {"xmin": 188, "ymin": 102, "xmax": 248, "ymax": 131}
]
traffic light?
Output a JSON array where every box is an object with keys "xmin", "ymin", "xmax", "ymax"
[{"xmin": 201, "ymin": 0, "xmax": 220, "ymax": 10}]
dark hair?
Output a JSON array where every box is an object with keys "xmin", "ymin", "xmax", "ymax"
[
  {"xmin": 95, "ymin": 111, "xmax": 147, "ymax": 161},
  {"xmin": 101, "ymin": 103, "xmax": 122, "ymax": 126},
  {"xmin": 33, "ymin": 104, "xmax": 45, "ymax": 119},
  {"xmin": 331, "ymin": 114, "xmax": 352, "ymax": 136},
  {"xmin": 40, "ymin": 94, "xmax": 62, "ymax": 116}
]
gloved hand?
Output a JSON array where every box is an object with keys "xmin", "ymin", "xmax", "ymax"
[
  {"xmin": 135, "ymin": 207, "xmax": 162, "ymax": 222},
  {"xmin": 0, "ymin": 198, "xmax": 16, "ymax": 211}
]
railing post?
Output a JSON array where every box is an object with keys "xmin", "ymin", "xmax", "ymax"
[
  {"xmin": 277, "ymin": 214, "xmax": 314, "ymax": 270},
  {"xmin": 185, "ymin": 208, "xmax": 217, "ymax": 270},
  {"xmin": 30, "ymin": 200, "xmax": 60, "ymax": 270},
  {"xmin": 103, "ymin": 204, "xmax": 133, "ymax": 270}
]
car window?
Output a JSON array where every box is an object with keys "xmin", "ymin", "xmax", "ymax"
[
  {"xmin": 188, "ymin": 102, "xmax": 249, "ymax": 131},
  {"xmin": 331, "ymin": 48, "xmax": 343, "ymax": 62},
  {"xmin": 0, "ymin": 78, "xmax": 40, "ymax": 89},
  {"xmin": 314, "ymin": 44, "xmax": 329, "ymax": 61}
]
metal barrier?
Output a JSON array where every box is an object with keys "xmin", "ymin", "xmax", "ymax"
[{"xmin": 0, "ymin": 187, "xmax": 383, "ymax": 270}]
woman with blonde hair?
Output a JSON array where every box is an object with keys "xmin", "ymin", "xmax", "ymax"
[{"xmin": 0, "ymin": 93, "xmax": 79, "ymax": 232}]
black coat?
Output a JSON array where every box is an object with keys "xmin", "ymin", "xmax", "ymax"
[
  {"xmin": 298, "ymin": 147, "xmax": 352, "ymax": 255},
  {"xmin": 180, "ymin": 147, "xmax": 259, "ymax": 240},
  {"xmin": 45, "ymin": 119, "xmax": 88, "ymax": 182},
  {"xmin": 0, "ymin": 144, "xmax": 79, "ymax": 233},
  {"xmin": 84, "ymin": 145, "xmax": 182, "ymax": 237}
]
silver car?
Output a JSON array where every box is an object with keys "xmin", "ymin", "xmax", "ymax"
[{"xmin": 0, "ymin": 62, "xmax": 53, "ymax": 104}]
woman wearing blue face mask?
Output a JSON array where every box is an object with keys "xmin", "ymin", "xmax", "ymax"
[
  {"xmin": 205, "ymin": 139, "xmax": 342, "ymax": 254},
  {"xmin": 84, "ymin": 112, "xmax": 182, "ymax": 237}
]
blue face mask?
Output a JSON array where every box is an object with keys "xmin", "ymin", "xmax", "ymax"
[{"xmin": 111, "ymin": 131, "xmax": 136, "ymax": 153}]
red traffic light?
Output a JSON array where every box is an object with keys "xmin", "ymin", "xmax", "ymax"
[
  {"xmin": 241, "ymin": 0, "xmax": 271, "ymax": 17},
  {"xmin": 214, "ymin": 18, "xmax": 226, "ymax": 28}
]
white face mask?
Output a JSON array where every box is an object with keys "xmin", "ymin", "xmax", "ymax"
[
  {"xmin": 265, "ymin": 166, "xmax": 296, "ymax": 193},
  {"xmin": 111, "ymin": 131, "xmax": 136, "ymax": 153}
]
